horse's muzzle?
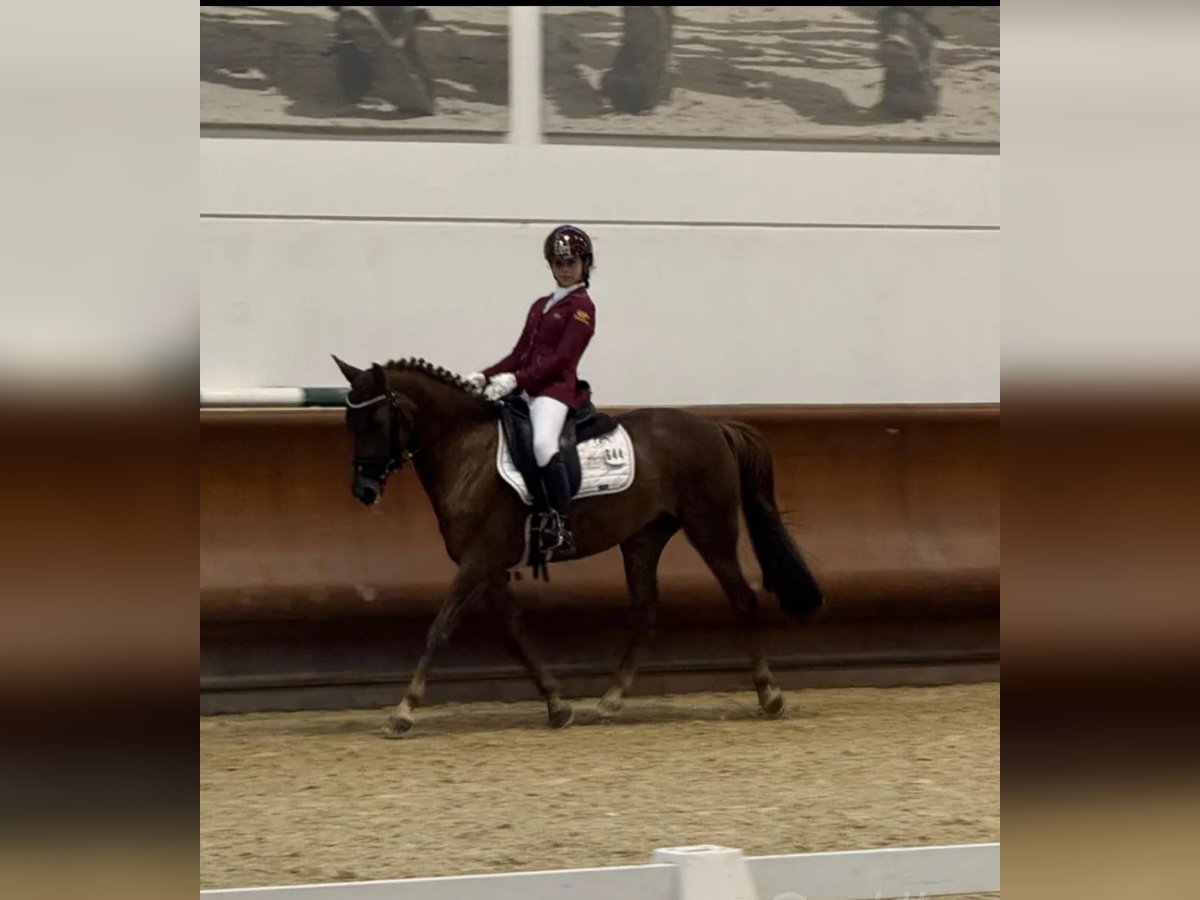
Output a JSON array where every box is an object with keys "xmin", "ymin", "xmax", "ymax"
[{"xmin": 352, "ymin": 475, "xmax": 384, "ymax": 506}]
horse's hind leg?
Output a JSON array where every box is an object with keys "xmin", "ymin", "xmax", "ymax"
[
  {"xmin": 680, "ymin": 503, "xmax": 786, "ymax": 718},
  {"xmin": 487, "ymin": 579, "xmax": 574, "ymax": 729},
  {"xmin": 597, "ymin": 515, "xmax": 678, "ymax": 720}
]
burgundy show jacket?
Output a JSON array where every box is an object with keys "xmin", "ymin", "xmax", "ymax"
[{"xmin": 483, "ymin": 286, "xmax": 596, "ymax": 408}]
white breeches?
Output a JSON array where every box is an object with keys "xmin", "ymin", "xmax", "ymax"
[{"xmin": 529, "ymin": 394, "xmax": 569, "ymax": 467}]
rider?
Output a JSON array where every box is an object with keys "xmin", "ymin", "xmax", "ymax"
[{"xmin": 466, "ymin": 225, "xmax": 597, "ymax": 558}]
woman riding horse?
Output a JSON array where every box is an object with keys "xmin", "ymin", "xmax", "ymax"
[
  {"xmin": 333, "ymin": 224, "xmax": 823, "ymax": 736},
  {"xmin": 466, "ymin": 225, "xmax": 598, "ymax": 558}
]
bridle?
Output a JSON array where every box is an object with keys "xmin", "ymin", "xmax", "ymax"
[{"xmin": 345, "ymin": 390, "xmax": 417, "ymax": 482}]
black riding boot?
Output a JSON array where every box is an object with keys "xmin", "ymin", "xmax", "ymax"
[{"xmin": 539, "ymin": 453, "xmax": 577, "ymax": 557}]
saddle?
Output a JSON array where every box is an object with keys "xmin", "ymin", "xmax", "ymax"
[{"xmin": 498, "ymin": 388, "xmax": 620, "ymax": 500}]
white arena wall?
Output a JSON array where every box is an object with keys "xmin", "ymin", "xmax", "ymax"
[{"xmin": 201, "ymin": 139, "xmax": 997, "ymax": 406}]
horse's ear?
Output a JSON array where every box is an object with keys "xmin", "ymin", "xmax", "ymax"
[
  {"xmin": 332, "ymin": 355, "xmax": 362, "ymax": 384},
  {"xmin": 370, "ymin": 363, "xmax": 387, "ymax": 389}
]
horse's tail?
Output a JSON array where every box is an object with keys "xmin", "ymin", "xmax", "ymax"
[{"xmin": 720, "ymin": 421, "xmax": 824, "ymax": 619}]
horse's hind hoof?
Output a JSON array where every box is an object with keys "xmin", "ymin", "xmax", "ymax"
[
  {"xmin": 760, "ymin": 689, "xmax": 787, "ymax": 719},
  {"xmin": 548, "ymin": 705, "xmax": 575, "ymax": 729},
  {"xmin": 595, "ymin": 692, "xmax": 623, "ymax": 721},
  {"xmin": 382, "ymin": 715, "xmax": 414, "ymax": 739}
]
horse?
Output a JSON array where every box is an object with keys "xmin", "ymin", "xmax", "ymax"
[
  {"xmin": 602, "ymin": 7, "xmax": 676, "ymax": 114},
  {"xmin": 329, "ymin": 6, "xmax": 435, "ymax": 114},
  {"xmin": 332, "ymin": 355, "xmax": 823, "ymax": 737}
]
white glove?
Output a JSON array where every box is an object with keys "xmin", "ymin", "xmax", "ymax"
[
  {"xmin": 483, "ymin": 372, "xmax": 518, "ymax": 402},
  {"xmin": 464, "ymin": 372, "xmax": 487, "ymax": 392}
]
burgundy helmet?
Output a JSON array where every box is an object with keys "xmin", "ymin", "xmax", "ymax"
[{"xmin": 543, "ymin": 225, "xmax": 594, "ymax": 281}]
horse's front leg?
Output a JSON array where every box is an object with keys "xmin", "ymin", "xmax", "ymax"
[
  {"xmin": 487, "ymin": 579, "xmax": 574, "ymax": 729},
  {"xmin": 384, "ymin": 564, "xmax": 488, "ymax": 738}
]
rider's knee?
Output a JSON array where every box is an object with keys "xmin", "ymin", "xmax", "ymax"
[
  {"xmin": 532, "ymin": 441, "xmax": 559, "ymax": 468},
  {"xmin": 533, "ymin": 435, "xmax": 559, "ymax": 468}
]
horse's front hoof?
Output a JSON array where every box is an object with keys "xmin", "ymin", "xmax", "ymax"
[
  {"xmin": 760, "ymin": 688, "xmax": 787, "ymax": 719},
  {"xmin": 382, "ymin": 715, "xmax": 414, "ymax": 738},
  {"xmin": 548, "ymin": 705, "xmax": 575, "ymax": 729}
]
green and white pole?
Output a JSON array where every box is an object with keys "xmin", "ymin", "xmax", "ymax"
[{"xmin": 200, "ymin": 387, "xmax": 348, "ymax": 408}]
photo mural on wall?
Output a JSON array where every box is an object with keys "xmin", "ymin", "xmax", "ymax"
[
  {"xmin": 542, "ymin": 6, "xmax": 999, "ymax": 146},
  {"xmin": 200, "ymin": 6, "xmax": 510, "ymax": 135},
  {"xmin": 200, "ymin": 6, "xmax": 998, "ymax": 147}
]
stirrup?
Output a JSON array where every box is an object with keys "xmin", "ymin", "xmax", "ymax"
[{"xmin": 539, "ymin": 511, "xmax": 565, "ymax": 553}]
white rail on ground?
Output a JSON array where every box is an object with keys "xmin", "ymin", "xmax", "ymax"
[{"xmin": 200, "ymin": 841, "xmax": 999, "ymax": 900}]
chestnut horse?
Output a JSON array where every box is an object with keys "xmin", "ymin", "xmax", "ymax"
[{"xmin": 333, "ymin": 356, "xmax": 822, "ymax": 736}]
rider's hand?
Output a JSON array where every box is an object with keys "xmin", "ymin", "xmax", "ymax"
[
  {"xmin": 483, "ymin": 372, "xmax": 518, "ymax": 401},
  {"xmin": 464, "ymin": 372, "xmax": 488, "ymax": 392}
]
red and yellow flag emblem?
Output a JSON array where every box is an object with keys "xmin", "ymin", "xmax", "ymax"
[{"xmin": 574, "ymin": 309, "xmax": 592, "ymax": 326}]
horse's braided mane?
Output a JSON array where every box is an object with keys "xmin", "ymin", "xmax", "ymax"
[{"xmin": 382, "ymin": 357, "xmax": 500, "ymax": 409}]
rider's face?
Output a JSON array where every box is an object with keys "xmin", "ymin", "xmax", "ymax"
[{"xmin": 550, "ymin": 256, "xmax": 583, "ymax": 286}]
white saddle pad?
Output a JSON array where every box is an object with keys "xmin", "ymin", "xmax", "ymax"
[{"xmin": 496, "ymin": 421, "xmax": 636, "ymax": 506}]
